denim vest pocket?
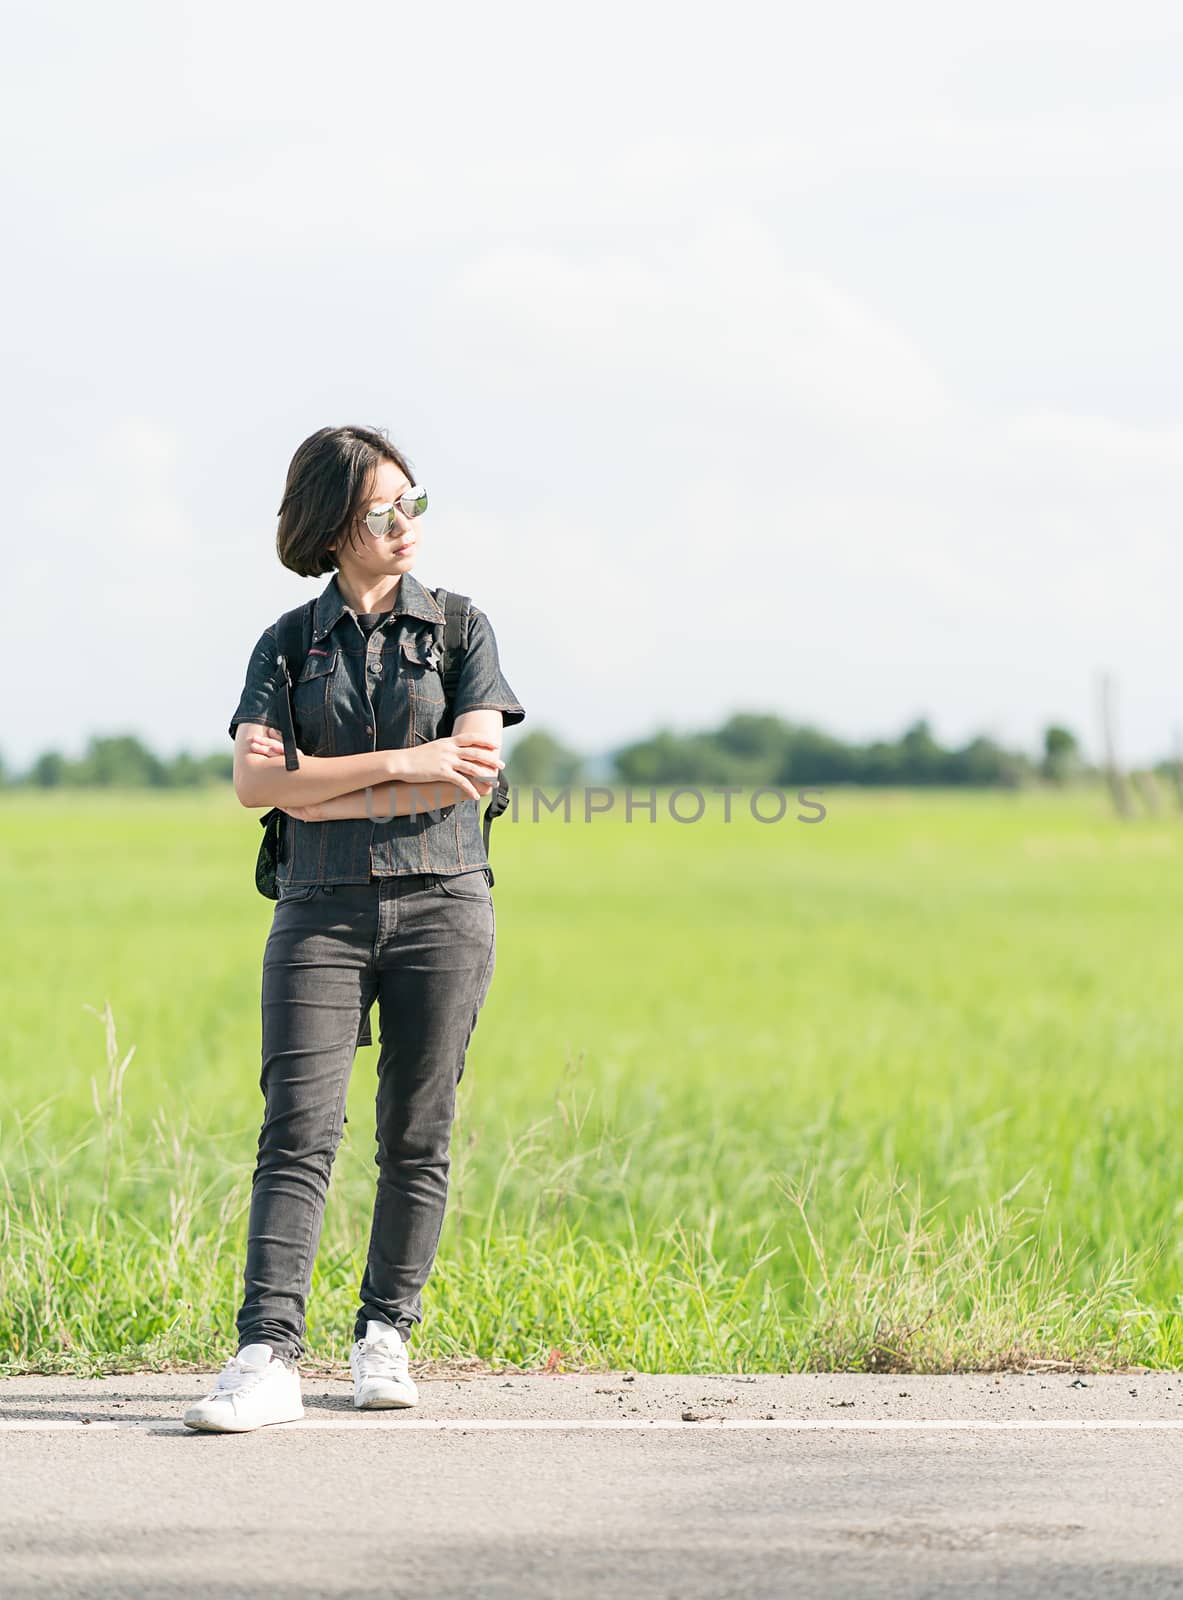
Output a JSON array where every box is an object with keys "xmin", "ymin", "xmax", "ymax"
[
  {"xmin": 400, "ymin": 638, "xmax": 445, "ymax": 703},
  {"xmin": 292, "ymin": 648, "xmax": 339, "ymax": 754}
]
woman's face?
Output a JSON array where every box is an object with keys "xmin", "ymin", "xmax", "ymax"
[{"xmin": 329, "ymin": 458, "xmax": 420, "ymax": 579}]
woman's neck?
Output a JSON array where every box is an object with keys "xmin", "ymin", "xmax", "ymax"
[{"xmin": 337, "ymin": 570, "xmax": 401, "ymax": 615}]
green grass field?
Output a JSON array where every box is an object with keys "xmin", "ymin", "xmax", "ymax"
[{"xmin": 2, "ymin": 783, "xmax": 1180, "ymax": 1376}]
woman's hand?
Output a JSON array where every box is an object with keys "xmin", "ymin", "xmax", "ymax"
[
  {"xmin": 246, "ymin": 731, "xmax": 324, "ymax": 817},
  {"xmin": 278, "ymin": 800, "xmax": 330, "ymax": 822},
  {"xmin": 393, "ymin": 735, "xmax": 505, "ymax": 799},
  {"xmin": 248, "ymin": 733, "xmax": 333, "ymax": 818},
  {"xmin": 247, "ymin": 731, "xmax": 288, "ymax": 762}
]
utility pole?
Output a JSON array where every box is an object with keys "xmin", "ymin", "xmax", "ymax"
[{"xmin": 1095, "ymin": 671, "xmax": 1134, "ymax": 819}]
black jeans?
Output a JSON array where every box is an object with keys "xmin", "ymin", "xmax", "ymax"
[{"xmin": 235, "ymin": 870, "xmax": 496, "ymax": 1362}]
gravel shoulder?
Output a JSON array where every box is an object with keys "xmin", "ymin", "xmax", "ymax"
[{"xmin": 2, "ymin": 1368, "xmax": 1182, "ymax": 1425}]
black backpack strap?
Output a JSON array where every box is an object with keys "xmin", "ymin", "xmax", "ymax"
[
  {"xmin": 482, "ymin": 771, "xmax": 511, "ymax": 856},
  {"xmin": 272, "ymin": 601, "xmax": 315, "ymax": 770},
  {"xmin": 254, "ymin": 598, "xmax": 313, "ymax": 862},
  {"xmin": 254, "ymin": 605, "xmax": 312, "ymax": 892},
  {"xmin": 431, "ymin": 588, "xmax": 511, "ymax": 857},
  {"xmin": 430, "ymin": 587, "xmax": 469, "ymax": 703}
]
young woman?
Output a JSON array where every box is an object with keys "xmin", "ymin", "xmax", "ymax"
[{"xmin": 184, "ymin": 425, "xmax": 525, "ymax": 1433}]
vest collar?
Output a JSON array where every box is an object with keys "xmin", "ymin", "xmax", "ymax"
[{"xmin": 312, "ymin": 569, "xmax": 445, "ymax": 642}]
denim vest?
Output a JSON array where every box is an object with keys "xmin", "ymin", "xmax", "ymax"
[{"xmin": 229, "ymin": 570, "xmax": 525, "ymax": 888}]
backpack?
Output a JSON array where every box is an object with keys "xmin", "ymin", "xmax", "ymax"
[{"xmin": 254, "ymin": 587, "xmax": 511, "ymax": 900}]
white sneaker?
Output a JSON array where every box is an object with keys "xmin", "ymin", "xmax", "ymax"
[
  {"xmin": 351, "ymin": 1320, "xmax": 419, "ymax": 1409},
  {"xmin": 182, "ymin": 1343, "xmax": 305, "ymax": 1433}
]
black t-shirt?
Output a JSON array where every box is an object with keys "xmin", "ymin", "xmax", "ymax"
[{"xmin": 354, "ymin": 612, "xmax": 389, "ymax": 719}]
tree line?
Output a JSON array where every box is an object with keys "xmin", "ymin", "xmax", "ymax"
[{"xmin": 2, "ymin": 715, "xmax": 1170, "ymax": 791}]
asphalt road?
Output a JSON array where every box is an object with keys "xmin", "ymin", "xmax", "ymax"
[{"xmin": 2, "ymin": 1371, "xmax": 1182, "ymax": 1597}]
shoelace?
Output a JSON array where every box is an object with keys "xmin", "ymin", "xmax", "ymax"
[
  {"xmin": 206, "ymin": 1355, "xmax": 274, "ymax": 1401},
  {"xmin": 355, "ymin": 1338, "xmax": 405, "ymax": 1380}
]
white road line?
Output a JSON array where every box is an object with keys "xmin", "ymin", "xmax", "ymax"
[
  {"xmin": 1, "ymin": 1420, "xmax": 124, "ymax": 1431},
  {"xmin": 3, "ymin": 1417, "xmax": 1183, "ymax": 1433}
]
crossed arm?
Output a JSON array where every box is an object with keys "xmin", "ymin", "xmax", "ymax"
[{"xmin": 231, "ymin": 709, "xmax": 505, "ymax": 821}]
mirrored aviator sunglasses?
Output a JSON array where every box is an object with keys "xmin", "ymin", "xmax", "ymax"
[{"xmin": 364, "ymin": 486, "xmax": 428, "ymax": 537}]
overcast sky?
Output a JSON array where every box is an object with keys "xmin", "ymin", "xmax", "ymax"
[{"xmin": 3, "ymin": 2, "xmax": 1178, "ymax": 771}]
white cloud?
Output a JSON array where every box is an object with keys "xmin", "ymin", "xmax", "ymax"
[
  {"xmin": 450, "ymin": 213, "xmax": 949, "ymax": 437},
  {"xmin": 1008, "ymin": 411, "xmax": 1183, "ymax": 470}
]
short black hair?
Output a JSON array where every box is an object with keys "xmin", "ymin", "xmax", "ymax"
[{"xmin": 276, "ymin": 425, "xmax": 416, "ymax": 577}]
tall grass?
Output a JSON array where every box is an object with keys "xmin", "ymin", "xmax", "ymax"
[
  {"xmin": 1, "ymin": 785, "xmax": 1181, "ymax": 1374},
  {"xmin": 1, "ymin": 1003, "xmax": 1178, "ymax": 1377}
]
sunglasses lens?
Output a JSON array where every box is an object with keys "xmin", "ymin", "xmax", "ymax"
[
  {"xmin": 400, "ymin": 487, "xmax": 428, "ymax": 519},
  {"xmin": 364, "ymin": 505, "xmax": 395, "ymax": 537}
]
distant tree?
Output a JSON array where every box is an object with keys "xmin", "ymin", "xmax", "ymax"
[
  {"xmin": 29, "ymin": 750, "xmax": 68, "ymax": 786},
  {"xmin": 199, "ymin": 752, "xmax": 234, "ymax": 783},
  {"xmin": 1040, "ymin": 725, "xmax": 1082, "ymax": 785},
  {"xmin": 715, "ymin": 713, "xmax": 789, "ymax": 766},
  {"xmin": 160, "ymin": 748, "xmax": 233, "ymax": 786},
  {"xmin": 776, "ymin": 726, "xmax": 862, "ymax": 786},
  {"xmin": 860, "ymin": 740, "xmax": 906, "ymax": 785},
  {"xmin": 162, "ymin": 751, "xmax": 208, "ymax": 787},
  {"xmin": 899, "ymin": 718, "xmax": 946, "ymax": 784},
  {"xmin": 613, "ymin": 728, "xmax": 710, "ymax": 785},
  {"xmin": 505, "ymin": 730, "xmax": 586, "ymax": 788},
  {"xmin": 620, "ymin": 727, "xmax": 764, "ymax": 784},
  {"xmin": 947, "ymin": 735, "xmax": 1029, "ymax": 788},
  {"xmin": 78, "ymin": 734, "xmax": 167, "ymax": 787}
]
